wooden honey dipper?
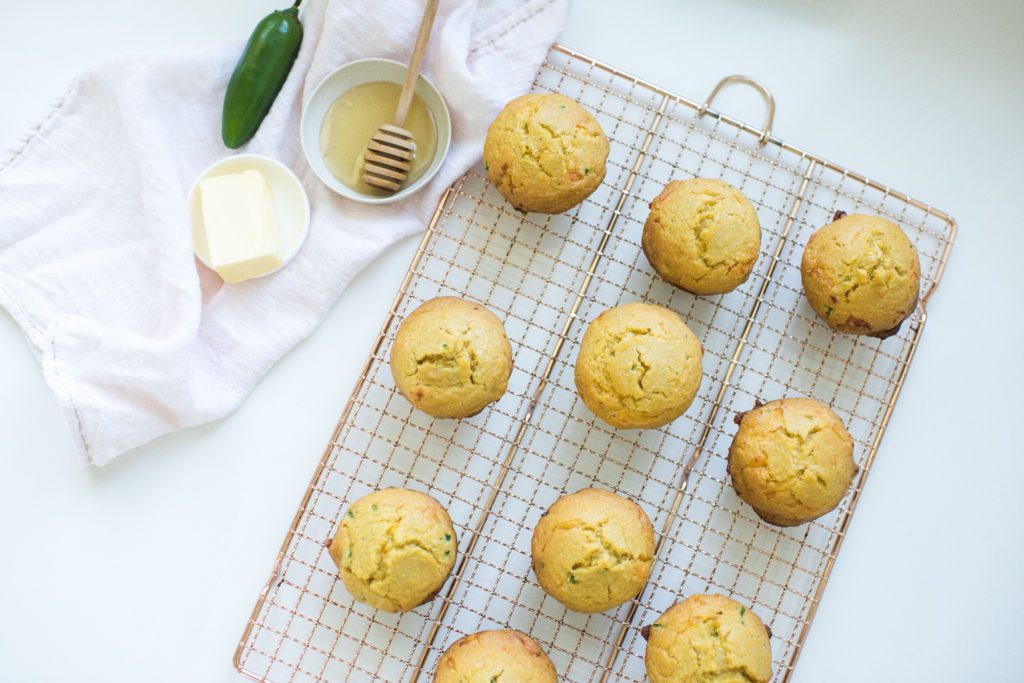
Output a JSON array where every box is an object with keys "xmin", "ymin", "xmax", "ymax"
[{"xmin": 361, "ymin": 0, "xmax": 441, "ymax": 192}]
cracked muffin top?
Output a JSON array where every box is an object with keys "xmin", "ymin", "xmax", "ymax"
[
  {"xmin": 642, "ymin": 178, "xmax": 762, "ymax": 295},
  {"xmin": 329, "ymin": 488, "xmax": 457, "ymax": 612},
  {"xmin": 483, "ymin": 92, "xmax": 609, "ymax": 214},
  {"xmin": 390, "ymin": 297, "xmax": 513, "ymax": 419},
  {"xmin": 574, "ymin": 302, "xmax": 703, "ymax": 429},
  {"xmin": 801, "ymin": 212, "xmax": 921, "ymax": 337},
  {"xmin": 531, "ymin": 487, "xmax": 655, "ymax": 613},
  {"xmin": 645, "ymin": 594, "xmax": 772, "ymax": 683},
  {"xmin": 729, "ymin": 398, "xmax": 855, "ymax": 527},
  {"xmin": 434, "ymin": 629, "xmax": 557, "ymax": 683}
]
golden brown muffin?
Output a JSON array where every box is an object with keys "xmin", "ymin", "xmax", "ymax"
[
  {"xmin": 729, "ymin": 398, "xmax": 855, "ymax": 527},
  {"xmin": 434, "ymin": 629, "xmax": 557, "ymax": 683},
  {"xmin": 642, "ymin": 178, "xmax": 762, "ymax": 295},
  {"xmin": 645, "ymin": 594, "xmax": 772, "ymax": 683},
  {"xmin": 574, "ymin": 302, "xmax": 703, "ymax": 429},
  {"xmin": 801, "ymin": 212, "xmax": 921, "ymax": 337},
  {"xmin": 328, "ymin": 488, "xmax": 457, "ymax": 612},
  {"xmin": 531, "ymin": 488, "xmax": 655, "ymax": 613},
  {"xmin": 390, "ymin": 297, "xmax": 513, "ymax": 419},
  {"xmin": 483, "ymin": 93, "xmax": 609, "ymax": 214}
]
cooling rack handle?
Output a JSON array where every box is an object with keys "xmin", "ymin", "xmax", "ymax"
[{"xmin": 697, "ymin": 74, "xmax": 776, "ymax": 145}]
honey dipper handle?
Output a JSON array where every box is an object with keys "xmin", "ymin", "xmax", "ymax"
[{"xmin": 393, "ymin": 0, "xmax": 441, "ymax": 127}]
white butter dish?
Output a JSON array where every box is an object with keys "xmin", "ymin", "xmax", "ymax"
[{"xmin": 187, "ymin": 154, "xmax": 310, "ymax": 281}]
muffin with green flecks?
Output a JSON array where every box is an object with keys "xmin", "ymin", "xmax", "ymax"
[
  {"xmin": 328, "ymin": 488, "xmax": 457, "ymax": 612},
  {"xmin": 729, "ymin": 397, "xmax": 855, "ymax": 527},
  {"xmin": 801, "ymin": 212, "xmax": 921, "ymax": 337},
  {"xmin": 434, "ymin": 629, "xmax": 557, "ymax": 682},
  {"xmin": 390, "ymin": 296, "xmax": 513, "ymax": 419},
  {"xmin": 531, "ymin": 487, "xmax": 655, "ymax": 613},
  {"xmin": 645, "ymin": 594, "xmax": 772, "ymax": 683}
]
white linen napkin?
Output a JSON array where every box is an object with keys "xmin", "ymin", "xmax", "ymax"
[{"xmin": 0, "ymin": 0, "xmax": 569, "ymax": 465}]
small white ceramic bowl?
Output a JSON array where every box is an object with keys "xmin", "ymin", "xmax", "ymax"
[
  {"xmin": 187, "ymin": 154, "xmax": 311, "ymax": 279},
  {"xmin": 301, "ymin": 58, "xmax": 452, "ymax": 204}
]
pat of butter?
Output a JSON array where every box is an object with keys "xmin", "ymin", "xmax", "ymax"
[{"xmin": 199, "ymin": 169, "xmax": 284, "ymax": 283}]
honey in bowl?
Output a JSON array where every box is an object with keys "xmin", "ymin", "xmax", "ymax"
[{"xmin": 320, "ymin": 81, "xmax": 437, "ymax": 196}]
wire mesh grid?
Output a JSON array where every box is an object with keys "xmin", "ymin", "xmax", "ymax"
[{"xmin": 235, "ymin": 45, "xmax": 956, "ymax": 683}]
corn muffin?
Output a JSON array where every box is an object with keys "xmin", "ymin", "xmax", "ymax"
[
  {"xmin": 574, "ymin": 302, "xmax": 703, "ymax": 429},
  {"xmin": 328, "ymin": 488, "xmax": 457, "ymax": 612},
  {"xmin": 390, "ymin": 297, "xmax": 513, "ymax": 419},
  {"xmin": 483, "ymin": 93, "xmax": 609, "ymax": 214},
  {"xmin": 642, "ymin": 178, "xmax": 762, "ymax": 295},
  {"xmin": 434, "ymin": 629, "xmax": 557, "ymax": 683},
  {"xmin": 531, "ymin": 488, "xmax": 655, "ymax": 613},
  {"xmin": 645, "ymin": 594, "xmax": 772, "ymax": 683},
  {"xmin": 801, "ymin": 212, "xmax": 921, "ymax": 337},
  {"xmin": 729, "ymin": 398, "xmax": 855, "ymax": 527}
]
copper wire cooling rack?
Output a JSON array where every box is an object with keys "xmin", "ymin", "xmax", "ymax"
[{"xmin": 235, "ymin": 44, "xmax": 956, "ymax": 683}]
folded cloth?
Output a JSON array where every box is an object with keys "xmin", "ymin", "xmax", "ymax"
[{"xmin": 0, "ymin": 0, "xmax": 569, "ymax": 465}]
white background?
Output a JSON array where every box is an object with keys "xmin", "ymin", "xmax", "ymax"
[{"xmin": 1, "ymin": 0, "xmax": 1021, "ymax": 681}]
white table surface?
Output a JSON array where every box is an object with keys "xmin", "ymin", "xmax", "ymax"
[{"xmin": 2, "ymin": 1, "xmax": 1021, "ymax": 681}]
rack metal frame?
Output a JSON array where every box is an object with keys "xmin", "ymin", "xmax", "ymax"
[{"xmin": 235, "ymin": 44, "xmax": 956, "ymax": 683}]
